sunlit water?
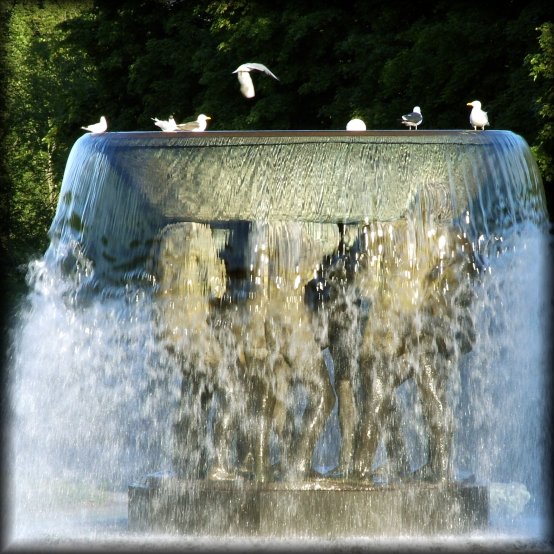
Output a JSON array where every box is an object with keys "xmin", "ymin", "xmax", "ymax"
[{"xmin": 4, "ymin": 131, "xmax": 553, "ymax": 550}]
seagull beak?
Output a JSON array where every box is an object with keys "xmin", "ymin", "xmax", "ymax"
[
  {"xmin": 206, "ymin": 116, "xmax": 211, "ymax": 120},
  {"xmin": 467, "ymin": 102, "xmax": 473, "ymax": 106}
]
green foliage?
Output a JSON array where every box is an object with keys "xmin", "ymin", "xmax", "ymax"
[
  {"xmin": 527, "ymin": 22, "xmax": 554, "ymax": 187},
  {"xmin": 2, "ymin": 0, "xmax": 94, "ymax": 267}
]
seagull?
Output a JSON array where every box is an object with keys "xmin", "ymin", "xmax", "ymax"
[
  {"xmin": 232, "ymin": 62, "xmax": 279, "ymax": 98},
  {"xmin": 176, "ymin": 114, "xmax": 211, "ymax": 132},
  {"xmin": 152, "ymin": 116, "xmax": 178, "ymax": 132},
  {"xmin": 467, "ymin": 100, "xmax": 489, "ymax": 130},
  {"xmin": 81, "ymin": 116, "xmax": 107, "ymax": 133},
  {"xmin": 401, "ymin": 106, "xmax": 423, "ymax": 130},
  {"xmin": 346, "ymin": 118, "xmax": 366, "ymax": 131}
]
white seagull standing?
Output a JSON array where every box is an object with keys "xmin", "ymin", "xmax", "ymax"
[
  {"xmin": 176, "ymin": 114, "xmax": 211, "ymax": 132},
  {"xmin": 81, "ymin": 115, "xmax": 107, "ymax": 133},
  {"xmin": 232, "ymin": 62, "xmax": 279, "ymax": 98},
  {"xmin": 467, "ymin": 100, "xmax": 489, "ymax": 130},
  {"xmin": 401, "ymin": 106, "xmax": 423, "ymax": 130},
  {"xmin": 152, "ymin": 116, "xmax": 178, "ymax": 132}
]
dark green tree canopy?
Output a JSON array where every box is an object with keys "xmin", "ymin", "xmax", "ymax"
[{"xmin": 52, "ymin": 0, "xmax": 553, "ymax": 135}]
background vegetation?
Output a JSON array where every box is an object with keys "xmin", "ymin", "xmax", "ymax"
[{"xmin": 1, "ymin": 0, "xmax": 553, "ymax": 307}]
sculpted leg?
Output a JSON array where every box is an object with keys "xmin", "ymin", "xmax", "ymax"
[
  {"xmin": 173, "ymin": 376, "xmax": 213, "ymax": 479},
  {"xmin": 287, "ymin": 351, "xmax": 335, "ymax": 480},
  {"xmin": 271, "ymin": 356, "xmax": 294, "ymax": 478},
  {"xmin": 327, "ymin": 315, "xmax": 359, "ymax": 478},
  {"xmin": 254, "ymin": 379, "xmax": 277, "ymax": 483},
  {"xmin": 416, "ymin": 358, "xmax": 453, "ymax": 482},
  {"xmin": 352, "ymin": 349, "xmax": 411, "ymax": 482},
  {"xmin": 208, "ymin": 389, "xmax": 237, "ymax": 480},
  {"xmin": 353, "ymin": 362, "xmax": 388, "ymax": 481},
  {"xmin": 376, "ymin": 393, "xmax": 410, "ymax": 480},
  {"xmin": 335, "ymin": 378, "xmax": 356, "ymax": 476}
]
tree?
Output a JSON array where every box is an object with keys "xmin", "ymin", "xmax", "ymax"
[
  {"xmin": 527, "ymin": 21, "xmax": 554, "ymax": 200},
  {"xmin": 2, "ymin": 0, "xmax": 93, "ymax": 274}
]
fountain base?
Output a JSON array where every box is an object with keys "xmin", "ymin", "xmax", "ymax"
[{"xmin": 128, "ymin": 473, "xmax": 488, "ymax": 537}]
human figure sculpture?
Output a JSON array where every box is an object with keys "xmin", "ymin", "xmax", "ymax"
[
  {"xmin": 352, "ymin": 216, "xmax": 478, "ymax": 483},
  {"xmin": 324, "ymin": 256, "xmax": 361, "ymax": 479},
  {"xmin": 230, "ymin": 221, "xmax": 339, "ymax": 483},
  {"xmin": 324, "ymin": 223, "xmax": 410, "ymax": 480},
  {"xmin": 148, "ymin": 222, "xmax": 228, "ymax": 479}
]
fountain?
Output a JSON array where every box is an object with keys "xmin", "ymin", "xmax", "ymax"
[{"xmin": 7, "ymin": 130, "xmax": 551, "ymax": 544}]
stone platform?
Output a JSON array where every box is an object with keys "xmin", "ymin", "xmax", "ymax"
[{"xmin": 128, "ymin": 473, "xmax": 489, "ymax": 537}]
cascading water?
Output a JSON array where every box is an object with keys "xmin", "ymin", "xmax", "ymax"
[{"xmin": 5, "ymin": 130, "xmax": 551, "ymax": 546}]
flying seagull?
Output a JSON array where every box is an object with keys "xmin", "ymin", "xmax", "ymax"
[
  {"xmin": 81, "ymin": 116, "xmax": 107, "ymax": 133},
  {"xmin": 176, "ymin": 114, "xmax": 211, "ymax": 132},
  {"xmin": 346, "ymin": 118, "xmax": 366, "ymax": 131},
  {"xmin": 401, "ymin": 106, "xmax": 423, "ymax": 130},
  {"xmin": 467, "ymin": 100, "xmax": 489, "ymax": 130},
  {"xmin": 232, "ymin": 62, "xmax": 279, "ymax": 98},
  {"xmin": 152, "ymin": 116, "xmax": 178, "ymax": 132}
]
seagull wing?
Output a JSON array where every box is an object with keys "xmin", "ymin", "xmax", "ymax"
[
  {"xmin": 243, "ymin": 62, "xmax": 279, "ymax": 81},
  {"xmin": 152, "ymin": 117, "xmax": 166, "ymax": 130},
  {"xmin": 402, "ymin": 112, "xmax": 422, "ymax": 124},
  {"xmin": 234, "ymin": 62, "xmax": 279, "ymax": 80},
  {"xmin": 153, "ymin": 117, "xmax": 178, "ymax": 131},
  {"xmin": 176, "ymin": 120, "xmax": 199, "ymax": 131}
]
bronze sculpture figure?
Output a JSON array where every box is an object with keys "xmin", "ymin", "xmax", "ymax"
[
  {"xmin": 148, "ymin": 222, "xmax": 228, "ymax": 479},
  {"xmin": 352, "ymin": 217, "xmax": 478, "ymax": 483},
  {"xmin": 230, "ymin": 221, "xmax": 339, "ymax": 482}
]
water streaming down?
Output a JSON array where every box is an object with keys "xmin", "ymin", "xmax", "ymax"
[{"xmin": 7, "ymin": 130, "xmax": 551, "ymax": 543}]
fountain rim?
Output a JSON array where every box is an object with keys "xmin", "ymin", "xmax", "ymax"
[{"xmin": 86, "ymin": 129, "xmax": 514, "ymax": 143}]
